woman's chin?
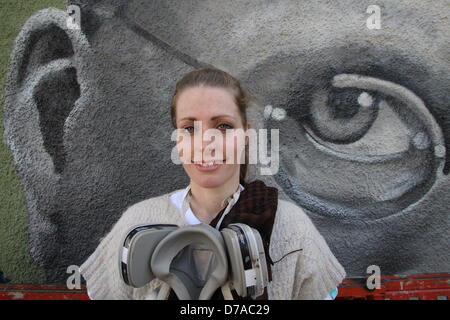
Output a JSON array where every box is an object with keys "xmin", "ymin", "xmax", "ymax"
[
  {"xmin": 185, "ymin": 163, "xmax": 240, "ymax": 188},
  {"xmin": 193, "ymin": 176, "xmax": 226, "ymax": 188}
]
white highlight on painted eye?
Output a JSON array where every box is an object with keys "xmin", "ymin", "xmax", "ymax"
[
  {"xmin": 412, "ymin": 132, "xmax": 430, "ymax": 150},
  {"xmin": 272, "ymin": 108, "xmax": 286, "ymax": 120},
  {"xmin": 264, "ymin": 105, "xmax": 286, "ymax": 121},
  {"xmin": 357, "ymin": 92, "xmax": 374, "ymax": 108},
  {"xmin": 434, "ymin": 145, "xmax": 446, "ymax": 158},
  {"xmin": 264, "ymin": 105, "xmax": 273, "ymax": 120}
]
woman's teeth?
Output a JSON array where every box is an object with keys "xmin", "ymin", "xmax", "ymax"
[{"xmin": 194, "ymin": 161, "xmax": 223, "ymax": 166}]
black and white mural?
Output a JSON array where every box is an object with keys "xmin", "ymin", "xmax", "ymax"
[{"xmin": 3, "ymin": 0, "xmax": 449, "ymax": 282}]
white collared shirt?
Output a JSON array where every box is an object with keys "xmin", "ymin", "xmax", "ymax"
[{"xmin": 169, "ymin": 183, "xmax": 245, "ymax": 229}]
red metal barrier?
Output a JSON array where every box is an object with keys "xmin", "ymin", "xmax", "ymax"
[
  {"xmin": 336, "ymin": 273, "xmax": 450, "ymax": 300},
  {"xmin": 0, "ymin": 273, "xmax": 448, "ymax": 300},
  {"xmin": 0, "ymin": 284, "xmax": 89, "ymax": 300}
]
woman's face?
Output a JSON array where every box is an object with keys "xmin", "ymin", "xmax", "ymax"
[{"xmin": 175, "ymin": 85, "xmax": 248, "ymax": 188}]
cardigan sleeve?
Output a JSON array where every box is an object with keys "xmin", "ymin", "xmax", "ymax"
[
  {"xmin": 268, "ymin": 199, "xmax": 346, "ymax": 300},
  {"xmin": 79, "ymin": 212, "xmax": 134, "ymax": 300},
  {"xmin": 290, "ymin": 230, "xmax": 346, "ymax": 300},
  {"xmin": 79, "ymin": 195, "xmax": 182, "ymax": 300}
]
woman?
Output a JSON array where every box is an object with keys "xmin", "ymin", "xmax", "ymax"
[{"xmin": 80, "ymin": 67, "xmax": 346, "ymax": 300}]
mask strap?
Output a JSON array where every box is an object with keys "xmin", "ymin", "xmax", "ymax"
[
  {"xmin": 156, "ymin": 281, "xmax": 172, "ymax": 300},
  {"xmin": 158, "ymin": 280, "xmax": 234, "ymax": 300},
  {"xmin": 221, "ymin": 281, "xmax": 234, "ymax": 300}
]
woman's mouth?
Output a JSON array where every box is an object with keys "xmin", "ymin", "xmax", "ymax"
[{"xmin": 193, "ymin": 161, "xmax": 224, "ymax": 171}]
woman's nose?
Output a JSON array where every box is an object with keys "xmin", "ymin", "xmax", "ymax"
[
  {"xmin": 197, "ymin": 127, "xmax": 225, "ymax": 159},
  {"xmin": 191, "ymin": 126, "xmax": 215, "ymax": 160}
]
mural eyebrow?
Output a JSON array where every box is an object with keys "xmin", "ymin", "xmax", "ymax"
[{"xmin": 114, "ymin": 1, "xmax": 212, "ymax": 70}]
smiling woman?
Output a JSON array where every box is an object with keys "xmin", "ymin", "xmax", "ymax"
[{"xmin": 79, "ymin": 67, "xmax": 346, "ymax": 300}]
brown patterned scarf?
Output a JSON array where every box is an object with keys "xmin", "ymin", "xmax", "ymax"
[{"xmin": 168, "ymin": 179, "xmax": 278, "ymax": 300}]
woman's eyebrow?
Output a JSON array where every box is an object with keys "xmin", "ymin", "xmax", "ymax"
[{"xmin": 179, "ymin": 115, "xmax": 236, "ymax": 121}]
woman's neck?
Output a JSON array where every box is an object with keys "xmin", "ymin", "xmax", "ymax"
[{"xmin": 189, "ymin": 176, "xmax": 240, "ymax": 224}]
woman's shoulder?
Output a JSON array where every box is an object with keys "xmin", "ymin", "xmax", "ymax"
[
  {"xmin": 97, "ymin": 189, "xmax": 187, "ymax": 240},
  {"xmin": 275, "ymin": 198, "xmax": 318, "ymax": 235},
  {"xmin": 120, "ymin": 188, "xmax": 184, "ymax": 220}
]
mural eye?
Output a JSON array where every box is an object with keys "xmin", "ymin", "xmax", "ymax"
[
  {"xmin": 307, "ymin": 86, "xmax": 381, "ymax": 145},
  {"xmin": 270, "ymin": 74, "xmax": 446, "ymax": 219}
]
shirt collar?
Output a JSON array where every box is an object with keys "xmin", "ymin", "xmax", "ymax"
[
  {"xmin": 181, "ymin": 183, "xmax": 245, "ymax": 225},
  {"xmin": 183, "ymin": 183, "xmax": 244, "ymax": 207}
]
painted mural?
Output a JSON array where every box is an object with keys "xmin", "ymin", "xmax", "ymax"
[{"xmin": 2, "ymin": 0, "xmax": 449, "ymax": 283}]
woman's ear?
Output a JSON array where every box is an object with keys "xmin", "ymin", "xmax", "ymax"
[{"xmin": 4, "ymin": 7, "xmax": 90, "ymax": 180}]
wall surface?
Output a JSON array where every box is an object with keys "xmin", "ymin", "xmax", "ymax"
[{"xmin": 1, "ymin": 0, "xmax": 449, "ymax": 284}]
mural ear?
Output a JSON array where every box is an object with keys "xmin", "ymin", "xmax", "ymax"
[{"xmin": 4, "ymin": 8, "xmax": 88, "ymax": 178}]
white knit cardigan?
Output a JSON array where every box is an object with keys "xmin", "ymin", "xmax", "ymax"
[{"xmin": 80, "ymin": 188, "xmax": 346, "ymax": 300}]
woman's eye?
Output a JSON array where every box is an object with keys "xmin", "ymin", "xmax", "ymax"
[
  {"xmin": 218, "ymin": 123, "xmax": 234, "ymax": 131},
  {"xmin": 183, "ymin": 124, "xmax": 233, "ymax": 133},
  {"xmin": 183, "ymin": 126, "xmax": 194, "ymax": 134}
]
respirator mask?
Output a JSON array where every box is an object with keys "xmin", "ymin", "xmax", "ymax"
[{"xmin": 119, "ymin": 223, "xmax": 269, "ymax": 300}]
